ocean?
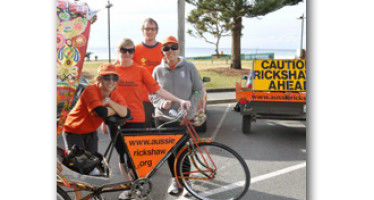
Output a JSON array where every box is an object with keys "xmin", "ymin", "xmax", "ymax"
[{"xmin": 86, "ymin": 47, "xmax": 298, "ymax": 60}]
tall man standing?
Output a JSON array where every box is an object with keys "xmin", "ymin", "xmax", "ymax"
[{"xmin": 133, "ymin": 18, "xmax": 163, "ymax": 128}]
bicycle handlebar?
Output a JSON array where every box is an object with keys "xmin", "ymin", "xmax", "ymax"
[{"xmin": 155, "ymin": 109, "xmax": 187, "ymax": 128}]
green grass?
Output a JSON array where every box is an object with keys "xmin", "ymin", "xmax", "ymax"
[
  {"xmin": 198, "ymin": 71, "xmax": 242, "ymax": 89},
  {"xmin": 188, "ymin": 59, "xmax": 252, "ymax": 89},
  {"xmin": 81, "ymin": 59, "xmax": 252, "ymax": 89}
]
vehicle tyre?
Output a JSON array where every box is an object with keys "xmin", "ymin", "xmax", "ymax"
[
  {"xmin": 234, "ymin": 102, "xmax": 241, "ymax": 112},
  {"xmin": 176, "ymin": 142, "xmax": 250, "ymax": 200},
  {"xmin": 57, "ymin": 186, "xmax": 71, "ymax": 200},
  {"xmin": 242, "ymin": 115, "xmax": 251, "ymax": 134}
]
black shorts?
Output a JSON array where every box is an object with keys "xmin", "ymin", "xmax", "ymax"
[
  {"xmin": 143, "ymin": 101, "xmax": 155, "ymax": 128},
  {"xmin": 109, "ymin": 123, "xmax": 145, "ymax": 164},
  {"xmin": 65, "ymin": 131, "xmax": 98, "ymax": 153}
]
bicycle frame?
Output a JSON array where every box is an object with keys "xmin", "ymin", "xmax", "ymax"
[
  {"xmin": 57, "ymin": 116, "xmax": 214, "ymax": 199},
  {"xmin": 173, "ymin": 118, "xmax": 216, "ymax": 186}
]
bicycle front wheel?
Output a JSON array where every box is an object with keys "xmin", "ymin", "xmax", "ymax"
[
  {"xmin": 57, "ymin": 186, "xmax": 71, "ymax": 200},
  {"xmin": 176, "ymin": 142, "xmax": 250, "ymax": 200}
]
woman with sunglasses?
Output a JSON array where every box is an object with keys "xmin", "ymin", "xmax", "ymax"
[
  {"xmin": 63, "ymin": 64, "xmax": 128, "ymax": 200},
  {"xmin": 150, "ymin": 35, "xmax": 204, "ymax": 197},
  {"xmin": 112, "ymin": 37, "xmax": 191, "ymax": 200}
]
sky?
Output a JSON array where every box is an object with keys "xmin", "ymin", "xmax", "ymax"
[{"xmin": 83, "ymin": 0, "xmax": 307, "ymax": 50}]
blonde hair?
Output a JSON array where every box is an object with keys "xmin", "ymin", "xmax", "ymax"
[{"xmin": 116, "ymin": 38, "xmax": 135, "ymax": 51}]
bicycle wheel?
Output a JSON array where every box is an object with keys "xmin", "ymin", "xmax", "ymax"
[
  {"xmin": 57, "ymin": 186, "xmax": 71, "ymax": 200},
  {"xmin": 176, "ymin": 142, "xmax": 250, "ymax": 200},
  {"xmin": 93, "ymin": 194, "xmax": 105, "ymax": 200}
]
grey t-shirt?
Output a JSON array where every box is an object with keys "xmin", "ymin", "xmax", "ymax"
[{"xmin": 150, "ymin": 57, "xmax": 203, "ymax": 119}]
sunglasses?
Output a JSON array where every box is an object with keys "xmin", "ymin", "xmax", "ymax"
[
  {"xmin": 144, "ymin": 27, "xmax": 157, "ymax": 31},
  {"xmin": 120, "ymin": 47, "xmax": 135, "ymax": 54},
  {"xmin": 162, "ymin": 44, "xmax": 178, "ymax": 52},
  {"xmin": 102, "ymin": 74, "xmax": 119, "ymax": 82}
]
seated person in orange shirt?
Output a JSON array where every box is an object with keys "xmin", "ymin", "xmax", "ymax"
[
  {"xmin": 133, "ymin": 18, "xmax": 163, "ymax": 128},
  {"xmin": 112, "ymin": 37, "xmax": 190, "ymax": 200},
  {"xmin": 63, "ymin": 64, "xmax": 128, "ymax": 200}
]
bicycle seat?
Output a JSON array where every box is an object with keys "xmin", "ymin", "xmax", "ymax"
[{"xmin": 105, "ymin": 114, "xmax": 133, "ymax": 126}]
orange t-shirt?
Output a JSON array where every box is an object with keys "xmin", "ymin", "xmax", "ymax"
[
  {"xmin": 133, "ymin": 42, "xmax": 163, "ymax": 102},
  {"xmin": 133, "ymin": 42, "xmax": 163, "ymax": 73},
  {"xmin": 64, "ymin": 84, "xmax": 127, "ymax": 134},
  {"xmin": 115, "ymin": 63, "xmax": 161, "ymax": 123}
]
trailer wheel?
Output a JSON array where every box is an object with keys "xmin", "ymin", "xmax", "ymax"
[
  {"xmin": 242, "ymin": 115, "xmax": 251, "ymax": 134},
  {"xmin": 234, "ymin": 102, "xmax": 241, "ymax": 112}
]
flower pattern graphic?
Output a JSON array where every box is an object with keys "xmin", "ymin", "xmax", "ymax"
[{"xmin": 57, "ymin": 0, "xmax": 94, "ymax": 135}]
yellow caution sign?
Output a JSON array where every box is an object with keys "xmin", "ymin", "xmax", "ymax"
[{"xmin": 253, "ymin": 59, "xmax": 306, "ymax": 92}]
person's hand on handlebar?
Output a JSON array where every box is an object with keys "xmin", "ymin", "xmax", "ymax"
[
  {"xmin": 178, "ymin": 99, "xmax": 191, "ymax": 111},
  {"xmin": 162, "ymin": 100, "xmax": 172, "ymax": 109},
  {"xmin": 155, "ymin": 109, "xmax": 187, "ymax": 128}
]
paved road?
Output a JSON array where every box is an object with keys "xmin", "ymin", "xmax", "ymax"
[
  {"xmin": 57, "ymin": 102, "xmax": 306, "ymax": 200},
  {"xmin": 206, "ymin": 91, "xmax": 236, "ymax": 103}
]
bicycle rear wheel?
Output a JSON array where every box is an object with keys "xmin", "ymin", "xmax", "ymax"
[
  {"xmin": 57, "ymin": 186, "xmax": 71, "ymax": 200},
  {"xmin": 176, "ymin": 142, "xmax": 250, "ymax": 200}
]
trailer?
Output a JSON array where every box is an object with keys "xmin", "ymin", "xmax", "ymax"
[{"xmin": 235, "ymin": 59, "xmax": 306, "ymax": 133}]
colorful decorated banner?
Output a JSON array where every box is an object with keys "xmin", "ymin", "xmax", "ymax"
[{"xmin": 57, "ymin": 0, "xmax": 97, "ymax": 135}]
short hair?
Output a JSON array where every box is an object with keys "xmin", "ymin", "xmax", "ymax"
[
  {"xmin": 141, "ymin": 18, "xmax": 158, "ymax": 31},
  {"xmin": 116, "ymin": 38, "xmax": 135, "ymax": 51}
]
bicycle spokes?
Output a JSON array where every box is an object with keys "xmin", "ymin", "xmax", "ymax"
[
  {"xmin": 177, "ymin": 119, "xmax": 219, "ymax": 181},
  {"xmin": 176, "ymin": 142, "xmax": 250, "ymax": 200}
]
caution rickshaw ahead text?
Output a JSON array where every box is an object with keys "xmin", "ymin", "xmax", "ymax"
[{"xmin": 253, "ymin": 59, "xmax": 306, "ymax": 92}]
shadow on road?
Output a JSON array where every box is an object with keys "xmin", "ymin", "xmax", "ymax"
[
  {"xmin": 206, "ymin": 106, "xmax": 306, "ymax": 162},
  {"xmin": 245, "ymin": 189, "xmax": 303, "ymax": 200}
]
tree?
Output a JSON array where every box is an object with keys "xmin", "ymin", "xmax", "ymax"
[
  {"xmin": 186, "ymin": 0, "xmax": 303, "ymax": 69},
  {"xmin": 187, "ymin": 8, "xmax": 231, "ymax": 56},
  {"xmin": 178, "ymin": 0, "xmax": 186, "ymax": 57},
  {"xmin": 85, "ymin": 52, "xmax": 93, "ymax": 61}
]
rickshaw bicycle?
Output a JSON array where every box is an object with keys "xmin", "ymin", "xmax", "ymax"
[{"xmin": 57, "ymin": 109, "xmax": 250, "ymax": 200}]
